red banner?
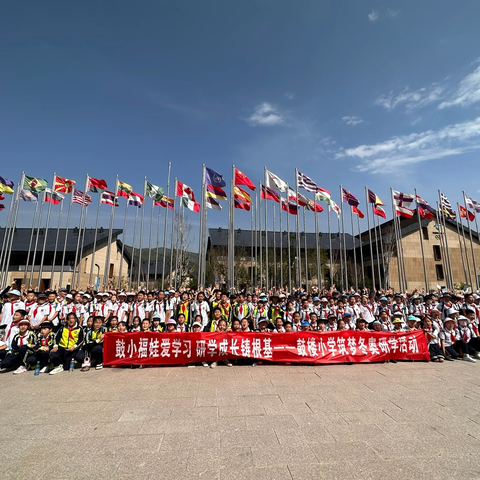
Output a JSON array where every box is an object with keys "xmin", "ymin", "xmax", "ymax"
[{"xmin": 103, "ymin": 330, "xmax": 430, "ymax": 366}]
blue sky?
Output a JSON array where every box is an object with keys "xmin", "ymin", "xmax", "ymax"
[{"xmin": 2, "ymin": 1, "xmax": 480, "ymax": 247}]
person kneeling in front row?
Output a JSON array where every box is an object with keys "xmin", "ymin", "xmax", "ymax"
[{"xmin": 82, "ymin": 315, "xmax": 105, "ymax": 372}]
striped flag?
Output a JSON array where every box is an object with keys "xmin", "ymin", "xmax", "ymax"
[
  {"xmin": 281, "ymin": 198, "xmax": 298, "ymax": 215},
  {"xmin": 367, "ymin": 189, "xmax": 385, "ymax": 206},
  {"xmin": 19, "ymin": 190, "xmax": 39, "ymax": 202},
  {"xmin": 465, "ymin": 195, "xmax": 480, "ymax": 213},
  {"xmin": 261, "ymin": 184, "xmax": 280, "ymax": 203},
  {"xmin": 146, "ymin": 182, "xmax": 164, "ymax": 201},
  {"xmin": 234, "ymin": 199, "xmax": 250, "ymax": 211},
  {"xmin": 155, "ymin": 196, "xmax": 174, "ymax": 210},
  {"xmin": 416, "ymin": 195, "xmax": 435, "ymax": 220},
  {"xmin": 342, "ymin": 188, "xmax": 359, "ymax": 207},
  {"xmin": 297, "ymin": 171, "xmax": 318, "ymax": 192},
  {"xmin": 176, "ymin": 180, "xmax": 200, "ymax": 212},
  {"xmin": 128, "ymin": 192, "xmax": 144, "ymax": 208},
  {"xmin": 206, "ymin": 197, "xmax": 222, "ymax": 211},
  {"xmin": 54, "ymin": 176, "xmax": 75, "ymax": 193},
  {"xmin": 101, "ymin": 191, "xmax": 119, "ymax": 207},
  {"xmin": 206, "ymin": 184, "xmax": 227, "ymax": 200},
  {"xmin": 315, "ymin": 187, "xmax": 332, "ymax": 205},
  {"xmin": 372, "ymin": 205, "xmax": 386, "ymax": 219},
  {"xmin": 73, "ymin": 189, "xmax": 92, "ymax": 206},
  {"xmin": 88, "ymin": 177, "xmax": 107, "ymax": 193},
  {"xmin": 395, "ymin": 205, "xmax": 415, "ymax": 218},
  {"xmin": 0, "ymin": 176, "xmax": 14, "ymax": 195},
  {"xmin": 439, "ymin": 192, "xmax": 456, "ymax": 220},
  {"xmin": 233, "ymin": 186, "xmax": 252, "ymax": 205},
  {"xmin": 118, "ymin": 181, "xmax": 132, "ymax": 198},
  {"xmin": 45, "ymin": 188, "xmax": 64, "ymax": 205},
  {"xmin": 288, "ymin": 188, "xmax": 308, "ymax": 207}
]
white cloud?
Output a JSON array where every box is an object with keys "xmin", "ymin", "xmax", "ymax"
[
  {"xmin": 337, "ymin": 117, "xmax": 480, "ymax": 173},
  {"xmin": 246, "ymin": 102, "xmax": 285, "ymax": 126},
  {"xmin": 375, "ymin": 84, "xmax": 444, "ymax": 112},
  {"xmin": 438, "ymin": 66, "xmax": 480, "ymax": 109},
  {"xmin": 285, "ymin": 92, "xmax": 295, "ymax": 100},
  {"xmin": 368, "ymin": 10, "xmax": 380, "ymax": 21},
  {"xmin": 342, "ymin": 115, "xmax": 364, "ymax": 126}
]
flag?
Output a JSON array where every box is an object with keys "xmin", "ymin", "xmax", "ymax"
[
  {"xmin": 439, "ymin": 192, "xmax": 456, "ymax": 220},
  {"xmin": 54, "ymin": 176, "xmax": 75, "ymax": 193},
  {"xmin": 315, "ymin": 187, "xmax": 332, "ymax": 205},
  {"xmin": 206, "ymin": 184, "xmax": 227, "ymax": 200},
  {"xmin": 459, "ymin": 205, "xmax": 475, "ymax": 221},
  {"xmin": 352, "ymin": 205, "xmax": 364, "ymax": 219},
  {"xmin": 297, "ymin": 171, "xmax": 318, "ymax": 192},
  {"xmin": 181, "ymin": 197, "xmax": 200, "ymax": 212},
  {"xmin": 88, "ymin": 177, "xmax": 107, "ymax": 193},
  {"xmin": 306, "ymin": 200, "xmax": 323, "ymax": 213},
  {"xmin": 0, "ymin": 204, "xmax": 4, "ymax": 211},
  {"xmin": 206, "ymin": 197, "xmax": 222, "ymax": 211},
  {"xmin": 146, "ymin": 182, "xmax": 164, "ymax": 201},
  {"xmin": 330, "ymin": 200, "xmax": 341, "ymax": 217},
  {"xmin": 392, "ymin": 190, "xmax": 414, "ymax": 207},
  {"xmin": 288, "ymin": 188, "xmax": 308, "ymax": 207},
  {"xmin": 281, "ymin": 198, "xmax": 298, "ymax": 215},
  {"xmin": 265, "ymin": 170, "xmax": 288, "ymax": 192},
  {"xmin": 19, "ymin": 190, "xmax": 39, "ymax": 202},
  {"xmin": 176, "ymin": 180, "xmax": 200, "ymax": 211},
  {"xmin": 373, "ymin": 205, "xmax": 386, "ymax": 219},
  {"xmin": 24, "ymin": 175, "xmax": 47, "ymax": 192},
  {"xmin": 155, "ymin": 196, "xmax": 175, "ymax": 210},
  {"xmin": 128, "ymin": 192, "xmax": 144, "ymax": 208},
  {"xmin": 45, "ymin": 188, "xmax": 64, "ymax": 205},
  {"xmin": 367, "ymin": 189, "xmax": 385, "ymax": 206},
  {"xmin": 465, "ymin": 195, "xmax": 480, "ymax": 213},
  {"xmin": 118, "ymin": 181, "xmax": 132, "ymax": 198},
  {"xmin": 205, "ymin": 167, "xmax": 226, "ymax": 187},
  {"xmin": 395, "ymin": 205, "xmax": 415, "ymax": 218},
  {"xmin": 234, "ymin": 169, "xmax": 256, "ymax": 191},
  {"xmin": 0, "ymin": 176, "xmax": 14, "ymax": 195},
  {"xmin": 261, "ymin": 184, "xmax": 280, "ymax": 203},
  {"xmin": 416, "ymin": 195, "xmax": 435, "ymax": 220},
  {"xmin": 73, "ymin": 189, "xmax": 92, "ymax": 206},
  {"xmin": 101, "ymin": 191, "xmax": 119, "ymax": 207},
  {"xmin": 342, "ymin": 188, "xmax": 359, "ymax": 207},
  {"xmin": 234, "ymin": 199, "xmax": 251, "ymax": 211},
  {"xmin": 233, "ymin": 186, "xmax": 252, "ymax": 204}
]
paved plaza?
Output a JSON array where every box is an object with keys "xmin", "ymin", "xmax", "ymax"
[{"xmin": 2, "ymin": 361, "xmax": 480, "ymax": 480}]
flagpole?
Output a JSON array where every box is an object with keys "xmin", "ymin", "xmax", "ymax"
[
  {"xmin": 147, "ymin": 183, "xmax": 157, "ymax": 289},
  {"xmin": 0, "ymin": 186, "xmax": 17, "ymax": 285},
  {"xmin": 328, "ymin": 205, "xmax": 333, "ymax": 287},
  {"xmin": 372, "ymin": 210, "xmax": 382, "ymax": 291},
  {"xmin": 198, "ymin": 165, "xmax": 205, "ymax": 288},
  {"xmin": 259, "ymin": 182, "xmax": 263, "ymax": 290},
  {"xmin": 118, "ymin": 196, "xmax": 129, "ymax": 290},
  {"xmin": 231, "ymin": 165, "xmax": 236, "ymax": 291},
  {"xmin": 314, "ymin": 200, "xmax": 321, "ymax": 290},
  {"xmin": 473, "ymin": 211, "xmax": 480, "ymax": 289},
  {"xmin": 89, "ymin": 188, "xmax": 102, "ymax": 286},
  {"xmin": 303, "ymin": 206, "xmax": 308, "ymax": 290},
  {"xmin": 29, "ymin": 189, "xmax": 45, "ymax": 287},
  {"xmin": 175, "ymin": 201, "xmax": 184, "ymax": 288},
  {"xmin": 254, "ymin": 190, "xmax": 258, "ymax": 288},
  {"xmin": 251, "ymin": 193, "xmax": 254, "ymax": 289},
  {"xmin": 264, "ymin": 167, "xmax": 269, "ymax": 292},
  {"xmin": 459, "ymin": 203, "xmax": 473, "ymax": 289},
  {"xmin": 364, "ymin": 187, "xmax": 376, "ymax": 291},
  {"xmin": 58, "ymin": 190, "xmax": 73, "ymax": 290},
  {"xmin": 456, "ymin": 202, "xmax": 469, "ymax": 286},
  {"xmin": 154, "ymin": 206, "xmax": 161, "ymax": 288},
  {"xmin": 136, "ymin": 177, "xmax": 147, "ymax": 288},
  {"xmin": 51, "ymin": 190, "xmax": 64, "ymax": 285},
  {"xmin": 129, "ymin": 201, "xmax": 139, "ymax": 291},
  {"xmin": 435, "ymin": 202, "xmax": 450, "ymax": 289},
  {"xmin": 72, "ymin": 175, "xmax": 89, "ymax": 288},
  {"xmin": 391, "ymin": 188, "xmax": 404, "ymax": 291},
  {"xmin": 339, "ymin": 185, "xmax": 348, "ymax": 290},
  {"xmin": 286, "ymin": 196, "xmax": 292, "ymax": 292},
  {"xmin": 272, "ymin": 199, "xmax": 276, "ymax": 289},
  {"xmin": 161, "ymin": 162, "xmax": 171, "ymax": 289},
  {"xmin": 23, "ymin": 200, "xmax": 39, "ymax": 285},
  {"xmin": 202, "ymin": 173, "xmax": 208, "ymax": 289},
  {"xmin": 397, "ymin": 207, "xmax": 408, "ymax": 291},
  {"xmin": 350, "ymin": 206, "xmax": 358, "ymax": 292},
  {"xmin": 438, "ymin": 191, "xmax": 454, "ymax": 289},
  {"xmin": 463, "ymin": 191, "xmax": 479, "ymax": 290},
  {"xmin": 377, "ymin": 211, "xmax": 387, "ymax": 288},
  {"xmin": 104, "ymin": 176, "xmax": 118, "ymax": 289},
  {"xmin": 169, "ymin": 180, "xmax": 177, "ymax": 287},
  {"xmin": 357, "ymin": 213, "xmax": 365, "ymax": 289},
  {"xmin": 295, "ymin": 170, "xmax": 301, "ymax": 289}
]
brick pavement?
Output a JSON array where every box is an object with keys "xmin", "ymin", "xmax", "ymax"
[{"xmin": 2, "ymin": 361, "xmax": 480, "ymax": 479}]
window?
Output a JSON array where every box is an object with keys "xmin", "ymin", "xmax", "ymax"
[
  {"xmin": 422, "ymin": 227, "xmax": 429, "ymax": 240},
  {"xmin": 433, "ymin": 245, "xmax": 442, "ymax": 261},
  {"xmin": 109, "ymin": 263, "xmax": 114, "ymax": 278},
  {"xmin": 435, "ymin": 264, "xmax": 444, "ymax": 281}
]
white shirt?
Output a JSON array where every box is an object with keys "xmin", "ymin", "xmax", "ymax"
[
  {"xmin": 153, "ymin": 300, "xmax": 172, "ymax": 323},
  {"xmin": 191, "ymin": 301, "xmax": 210, "ymax": 327},
  {"xmin": 1, "ymin": 300, "xmax": 26, "ymax": 326},
  {"xmin": 29, "ymin": 303, "xmax": 51, "ymax": 328}
]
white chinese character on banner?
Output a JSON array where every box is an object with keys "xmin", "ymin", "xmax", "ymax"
[
  {"xmin": 160, "ymin": 338, "xmax": 171, "ymax": 357},
  {"xmin": 241, "ymin": 338, "xmax": 251, "ymax": 357},
  {"xmin": 183, "ymin": 340, "xmax": 192, "ymax": 358},
  {"xmin": 127, "ymin": 338, "xmax": 137, "ymax": 358},
  {"xmin": 357, "ymin": 336, "xmax": 367, "ymax": 355},
  {"xmin": 231, "ymin": 338, "xmax": 239, "ymax": 356},
  {"xmin": 378, "ymin": 337, "xmax": 390, "ymax": 354},
  {"xmin": 307, "ymin": 337, "xmax": 317, "ymax": 357},
  {"xmin": 263, "ymin": 338, "xmax": 273, "ymax": 358},
  {"xmin": 408, "ymin": 335, "xmax": 418, "ymax": 353},
  {"xmin": 196, "ymin": 340, "xmax": 206, "ymax": 357},
  {"xmin": 347, "ymin": 337, "xmax": 357, "ymax": 355},
  {"xmin": 219, "ymin": 338, "xmax": 228, "ymax": 356},
  {"xmin": 207, "ymin": 339, "xmax": 217, "ymax": 357},
  {"xmin": 399, "ymin": 336, "xmax": 408, "ymax": 353},
  {"xmin": 115, "ymin": 339, "xmax": 126, "ymax": 358},
  {"xmin": 368, "ymin": 337, "xmax": 379, "ymax": 355},
  {"xmin": 318, "ymin": 338, "xmax": 327, "ymax": 356},
  {"xmin": 149, "ymin": 338, "xmax": 160, "ymax": 357},
  {"xmin": 327, "ymin": 337, "xmax": 337, "ymax": 356},
  {"xmin": 337, "ymin": 337, "xmax": 347, "ymax": 356},
  {"xmin": 252, "ymin": 338, "xmax": 262, "ymax": 358},
  {"xmin": 138, "ymin": 338, "xmax": 149, "ymax": 358},
  {"xmin": 388, "ymin": 337, "xmax": 399, "ymax": 353},
  {"xmin": 297, "ymin": 337, "xmax": 307, "ymax": 356},
  {"xmin": 171, "ymin": 339, "xmax": 182, "ymax": 357}
]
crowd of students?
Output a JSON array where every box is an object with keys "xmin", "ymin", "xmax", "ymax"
[{"xmin": 1, "ymin": 284, "xmax": 480, "ymax": 374}]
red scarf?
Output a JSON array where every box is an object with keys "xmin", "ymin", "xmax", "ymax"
[
  {"xmin": 68, "ymin": 327, "xmax": 76, "ymax": 341},
  {"xmin": 450, "ymin": 330, "xmax": 456, "ymax": 343}
]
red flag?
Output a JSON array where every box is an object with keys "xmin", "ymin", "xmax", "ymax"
[
  {"xmin": 261, "ymin": 185, "xmax": 280, "ymax": 203},
  {"xmin": 352, "ymin": 205, "xmax": 364, "ymax": 219},
  {"xmin": 234, "ymin": 199, "xmax": 251, "ymax": 211},
  {"xmin": 418, "ymin": 207, "xmax": 434, "ymax": 220},
  {"xmin": 306, "ymin": 200, "xmax": 323, "ymax": 213},
  {"xmin": 54, "ymin": 176, "xmax": 76, "ymax": 193},
  {"xmin": 88, "ymin": 177, "xmax": 108, "ymax": 192},
  {"xmin": 395, "ymin": 205, "xmax": 414, "ymax": 218},
  {"xmin": 460, "ymin": 205, "xmax": 475, "ymax": 221},
  {"xmin": 281, "ymin": 200, "xmax": 298, "ymax": 215},
  {"xmin": 372, "ymin": 205, "xmax": 386, "ymax": 219},
  {"xmin": 234, "ymin": 169, "xmax": 256, "ymax": 191}
]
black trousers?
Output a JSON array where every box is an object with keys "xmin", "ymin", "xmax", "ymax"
[
  {"xmin": 85, "ymin": 343, "xmax": 103, "ymax": 365},
  {"xmin": 446, "ymin": 340, "xmax": 476, "ymax": 359},
  {"xmin": 50, "ymin": 347, "xmax": 85, "ymax": 370},
  {"xmin": 1, "ymin": 345, "xmax": 30, "ymax": 370},
  {"xmin": 26, "ymin": 350, "xmax": 51, "ymax": 369}
]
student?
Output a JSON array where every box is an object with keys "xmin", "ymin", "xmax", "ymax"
[
  {"xmin": 165, "ymin": 318, "xmax": 177, "ymax": 332},
  {"xmin": 151, "ymin": 316, "xmax": 163, "ymax": 332},
  {"xmin": 25, "ymin": 321, "xmax": 55, "ymax": 373},
  {"xmin": 392, "ymin": 317, "xmax": 405, "ymax": 332},
  {"xmin": 176, "ymin": 313, "xmax": 188, "ymax": 332},
  {"xmin": 317, "ymin": 319, "xmax": 326, "ymax": 332},
  {"xmin": 141, "ymin": 318, "xmax": 151, "ymax": 332},
  {"xmin": 191, "ymin": 292, "xmax": 210, "ymax": 329},
  {"xmin": 300, "ymin": 320, "xmax": 310, "ymax": 332},
  {"xmin": 191, "ymin": 321, "xmax": 203, "ymax": 333},
  {"xmin": 28, "ymin": 293, "xmax": 50, "ymax": 332},
  {"xmin": 274, "ymin": 317, "xmax": 285, "ymax": 333},
  {"xmin": 456, "ymin": 315, "xmax": 480, "ymax": 359},
  {"xmin": 106, "ymin": 316, "xmax": 119, "ymax": 332},
  {"xmin": 0, "ymin": 290, "xmax": 25, "ymax": 327},
  {"xmin": 83, "ymin": 316, "xmax": 94, "ymax": 335},
  {"xmin": 337, "ymin": 319, "xmax": 347, "ymax": 331},
  {"xmin": 1, "ymin": 319, "xmax": 36, "ymax": 374},
  {"xmin": 405, "ymin": 315, "xmax": 419, "ymax": 331},
  {"xmin": 49, "ymin": 312, "xmax": 85, "ymax": 375},
  {"xmin": 326, "ymin": 313, "xmax": 337, "ymax": 331},
  {"xmin": 117, "ymin": 321, "xmax": 128, "ymax": 333},
  {"xmin": 256, "ymin": 317, "xmax": 269, "ymax": 333},
  {"xmin": 371, "ymin": 320, "xmax": 384, "ymax": 332},
  {"xmin": 230, "ymin": 318, "xmax": 241, "ymax": 332},
  {"xmin": 0, "ymin": 330, "xmax": 7, "ymax": 363},
  {"xmin": 4, "ymin": 309, "xmax": 28, "ymax": 351},
  {"xmin": 210, "ymin": 319, "xmax": 233, "ymax": 369},
  {"xmin": 440, "ymin": 317, "xmax": 476, "ymax": 363},
  {"xmin": 356, "ymin": 318, "xmax": 368, "ymax": 331},
  {"xmin": 82, "ymin": 316, "xmax": 106, "ymax": 371},
  {"xmin": 284, "ymin": 321, "xmax": 293, "ymax": 332},
  {"xmin": 130, "ymin": 316, "xmax": 142, "ymax": 332},
  {"xmin": 207, "ymin": 307, "xmax": 224, "ymax": 332},
  {"xmin": 423, "ymin": 316, "xmax": 444, "ymax": 363},
  {"xmin": 240, "ymin": 318, "xmax": 251, "ymax": 332}
]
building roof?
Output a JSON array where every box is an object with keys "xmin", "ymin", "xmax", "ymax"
[
  {"xmin": 208, "ymin": 228, "xmax": 359, "ymax": 250},
  {"xmin": 0, "ymin": 228, "xmax": 123, "ymax": 253}
]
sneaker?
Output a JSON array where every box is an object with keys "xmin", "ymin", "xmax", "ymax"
[
  {"xmin": 39, "ymin": 366, "xmax": 48, "ymax": 374},
  {"xmin": 224, "ymin": 361, "xmax": 233, "ymax": 367},
  {"xmin": 13, "ymin": 366, "xmax": 27, "ymax": 375},
  {"xmin": 473, "ymin": 353, "xmax": 480, "ymax": 360},
  {"xmin": 49, "ymin": 365, "xmax": 64, "ymax": 375},
  {"xmin": 95, "ymin": 364, "xmax": 103, "ymax": 370},
  {"xmin": 463, "ymin": 355, "xmax": 476, "ymax": 363},
  {"xmin": 82, "ymin": 357, "xmax": 91, "ymax": 368},
  {"xmin": 202, "ymin": 362, "xmax": 209, "ymax": 367},
  {"xmin": 210, "ymin": 361, "xmax": 217, "ymax": 369}
]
